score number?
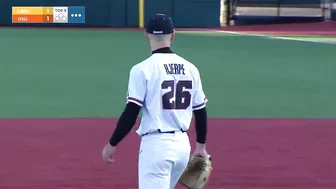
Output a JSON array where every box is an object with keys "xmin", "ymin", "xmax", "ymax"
[
  {"xmin": 43, "ymin": 7, "xmax": 67, "ymax": 22},
  {"xmin": 44, "ymin": 8, "xmax": 52, "ymax": 22}
]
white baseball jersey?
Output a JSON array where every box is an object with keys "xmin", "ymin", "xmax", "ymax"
[{"xmin": 126, "ymin": 52, "xmax": 207, "ymax": 136}]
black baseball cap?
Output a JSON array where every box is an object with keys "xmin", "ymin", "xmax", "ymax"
[{"xmin": 146, "ymin": 13, "xmax": 174, "ymax": 35}]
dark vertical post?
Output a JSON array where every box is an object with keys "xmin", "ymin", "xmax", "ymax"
[
  {"xmin": 225, "ymin": 0, "xmax": 231, "ymax": 26},
  {"xmin": 125, "ymin": 0, "xmax": 128, "ymax": 27},
  {"xmin": 277, "ymin": 0, "xmax": 281, "ymax": 17},
  {"xmin": 172, "ymin": 0, "xmax": 175, "ymax": 23}
]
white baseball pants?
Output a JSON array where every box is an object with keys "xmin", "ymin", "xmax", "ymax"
[{"xmin": 138, "ymin": 130, "xmax": 191, "ymax": 189}]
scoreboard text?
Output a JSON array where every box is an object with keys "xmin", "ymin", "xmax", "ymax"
[{"xmin": 12, "ymin": 6, "xmax": 85, "ymax": 24}]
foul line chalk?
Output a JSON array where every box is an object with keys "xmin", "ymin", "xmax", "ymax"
[{"xmin": 216, "ymin": 30, "xmax": 336, "ymax": 45}]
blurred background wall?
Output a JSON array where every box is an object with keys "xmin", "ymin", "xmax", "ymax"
[
  {"xmin": 1, "ymin": 0, "xmax": 221, "ymax": 28},
  {"xmin": 1, "ymin": 0, "xmax": 335, "ymax": 27}
]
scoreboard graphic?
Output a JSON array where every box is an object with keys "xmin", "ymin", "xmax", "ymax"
[{"xmin": 12, "ymin": 6, "xmax": 85, "ymax": 24}]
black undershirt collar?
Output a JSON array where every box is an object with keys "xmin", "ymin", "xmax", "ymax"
[{"xmin": 152, "ymin": 47, "xmax": 173, "ymax": 54}]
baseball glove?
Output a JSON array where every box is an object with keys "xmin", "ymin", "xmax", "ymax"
[{"xmin": 179, "ymin": 155, "xmax": 213, "ymax": 189}]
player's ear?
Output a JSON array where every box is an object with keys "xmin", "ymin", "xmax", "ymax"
[{"xmin": 170, "ymin": 31, "xmax": 175, "ymax": 42}]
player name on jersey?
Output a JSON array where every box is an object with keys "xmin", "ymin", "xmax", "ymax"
[
  {"xmin": 12, "ymin": 6, "xmax": 85, "ymax": 24},
  {"xmin": 164, "ymin": 63, "xmax": 186, "ymax": 75}
]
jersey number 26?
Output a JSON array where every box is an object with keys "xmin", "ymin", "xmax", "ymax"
[{"xmin": 161, "ymin": 80, "xmax": 192, "ymax": 110}]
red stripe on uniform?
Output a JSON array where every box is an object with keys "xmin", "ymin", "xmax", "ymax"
[
  {"xmin": 193, "ymin": 102, "xmax": 205, "ymax": 109},
  {"xmin": 193, "ymin": 97, "xmax": 207, "ymax": 109},
  {"xmin": 127, "ymin": 97, "xmax": 144, "ymax": 105}
]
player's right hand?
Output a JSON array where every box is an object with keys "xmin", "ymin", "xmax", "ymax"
[{"xmin": 102, "ymin": 143, "xmax": 116, "ymax": 164}]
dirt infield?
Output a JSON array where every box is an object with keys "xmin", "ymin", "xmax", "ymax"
[
  {"xmin": 220, "ymin": 21, "xmax": 336, "ymax": 36},
  {"xmin": 1, "ymin": 118, "xmax": 336, "ymax": 189}
]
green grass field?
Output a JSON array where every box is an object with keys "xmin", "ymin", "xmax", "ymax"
[
  {"xmin": 0, "ymin": 28, "xmax": 335, "ymax": 118},
  {"xmin": 1, "ymin": 28, "xmax": 336, "ymax": 189}
]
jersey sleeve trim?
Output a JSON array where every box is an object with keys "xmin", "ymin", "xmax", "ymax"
[
  {"xmin": 192, "ymin": 98, "xmax": 208, "ymax": 110},
  {"xmin": 127, "ymin": 97, "xmax": 144, "ymax": 107}
]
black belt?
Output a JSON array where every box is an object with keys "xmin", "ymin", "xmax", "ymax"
[{"xmin": 141, "ymin": 129, "xmax": 185, "ymax": 136}]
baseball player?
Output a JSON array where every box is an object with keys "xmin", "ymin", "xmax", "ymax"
[{"xmin": 102, "ymin": 13, "xmax": 209, "ymax": 189}]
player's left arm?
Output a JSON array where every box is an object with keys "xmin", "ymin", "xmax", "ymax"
[
  {"xmin": 192, "ymin": 70, "xmax": 208, "ymax": 144},
  {"xmin": 108, "ymin": 66, "xmax": 146, "ymax": 147}
]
